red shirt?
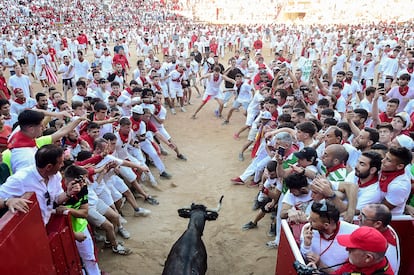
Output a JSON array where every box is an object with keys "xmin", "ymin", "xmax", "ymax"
[
  {"xmin": 80, "ymin": 133, "xmax": 95, "ymax": 150},
  {"xmin": 333, "ymin": 258, "xmax": 393, "ymax": 275},
  {"xmin": 379, "ymin": 112, "xmax": 393, "ymax": 123},
  {"xmin": 112, "ymin": 54, "xmax": 129, "ymax": 69}
]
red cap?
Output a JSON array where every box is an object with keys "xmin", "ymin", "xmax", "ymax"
[
  {"xmin": 259, "ymin": 64, "xmax": 266, "ymax": 69},
  {"xmin": 337, "ymin": 226, "xmax": 387, "ymax": 253}
]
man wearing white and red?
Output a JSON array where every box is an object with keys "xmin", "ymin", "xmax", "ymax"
[
  {"xmin": 379, "ymin": 146, "xmax": 411, "ymax": 215},
  {"xmin": 333, "ymin": 226, "xmax": 394, "ymax": 274}
]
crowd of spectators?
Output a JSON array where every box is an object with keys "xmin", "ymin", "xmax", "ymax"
[{"xmin": 0, "ymin": 0, "xmax": 413, "ymax": 274}]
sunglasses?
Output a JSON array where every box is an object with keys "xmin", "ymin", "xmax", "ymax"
[{"xmin": 44, "ymin": 191, "xmax": 51, "ymax": 206}]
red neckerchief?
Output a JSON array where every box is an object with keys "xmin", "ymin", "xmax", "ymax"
[
  {"xmin": 172, "ymin": 71, "xmax": 183, "ymax": 82},
  {"xmin": 154, "ymin": 104, "xmax": 161, "ymax": 115},
  {"xmin": 379, "ymin": 169, "xmax": 405, "ymax": 192},
  {"xmin": 153, "ymin": 83, "xmax": 162, "ymax": 92},
  {"xmin": 399, "ymin": 85, "xmax": 409, "ymax": 96},
  {"xmin": 15, "ymin": 97, "xmax": 26, "ymax": 104},
  {"xmin": 326, "ymin": 163, "xmax": 346, "ymax": 176},
  {"xmin": 358, "ymin": 175, "xmax": 378, "ymax": 188},
  {"xmin": 335, "ymin": 93, "xmax": 341, "ymax": 100},
  {"xmin": 140, "ymin": 76, "xmax": 147, "ymax": 84},
  {"xmin": 119, "ymin": 131, "xmax": 129, "ymax": 144},
  {"xmin": 388, "ymin": 54, "xmax": 396, "ymax": 59},
  {"xmin": 130, "ymin": 116, "xmax": 141, "ymax": 132},
  {"xmin": 363, "ymin": 59, "xmax": 371, "ymax": 65},
  {"xmin": 8, "ymin": 131, "xmax": 36, "ymax": 149},
  {"xmin": 110, "ymin": 91, "xmax": 120, "ymax": 98},
  {"xmin": 125, "ymin": 87, "xmax": 133, "ymax": 96},
  {"xmin": 355, "ymin": 56, "xmax": 361, "ymax": 61},
  {"xmin": 335, "ymin": 52, "xmax": 341, "ymax": 57},
  {"xmin": 213, "ymin": 74, "xmax": 219, "ymax": 82},
  {"xmin": 382, "ymin": 228, "xmax": 397, "ymax": 246},
  {"xmin": 93, "ymin": 80, "xmax": 99, "ymax": 85},
  {"xmin": 320, "ymin": 221, "xmax": 340, "ymax": 241},
  {"xmin": 64, "ymin": 137, "xmax": 79, "ymax": 148},
  {"xmin": 344, "ymin": 79, "xmax": 352, "ymax": 85},
  {"xmin": 407, "ymin": 67, "xmax": 414, "ymax": 74}
]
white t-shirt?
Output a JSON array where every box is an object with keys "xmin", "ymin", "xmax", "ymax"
[
  {"xmin": 380, "ymin": 173, "xmax": 411, "ymax": 215},
  {"xmin": 300, "ymin": 221, "xmax": 359, "ymax": 271},
  {"xmin": 8, "ymin": 74, "xmax": 32, "ymax": 98}
]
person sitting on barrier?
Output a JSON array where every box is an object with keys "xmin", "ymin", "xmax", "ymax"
[
  {"xmin": 280, "ymin": 173, "xmax": 313, "ymax": 224},
  {"xmin": 56, "ymin": 165, "xmax": 102, "ymax": 275},
  {"xmin": 300, "ymin": 201, "xmax": 359, "ymax": 273},
  {"xmin": 358, "ymin": 204, "xmax": 400, "ymax": 274},
  {"xmin": 333, "ymin": 226, "xmax": 394, "ymax": 274}
]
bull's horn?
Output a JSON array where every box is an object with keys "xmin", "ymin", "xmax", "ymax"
[{"xmin": 207, "ymin": 195, "xmax": 224, "ymax": 212}]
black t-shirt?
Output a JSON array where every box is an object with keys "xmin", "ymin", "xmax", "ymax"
[{"xmin": 225, "ymin": 67, "xmax": 244, "ymax": 88}]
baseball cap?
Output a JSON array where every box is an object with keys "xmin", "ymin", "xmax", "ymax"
[
  {"xmin": 394, "ymin": 112, "xmax": 410, "ymax": 129},
  {"xmin": 131, "ymin": 105, "xmax": 144, "ymax": 115},
  {"xmin": 261, "ymin": 111, "xmax": 272, "ymax": 120},
  {"xmin": 337, "ymin": 226, "xmax": 387, "ymax": 253},
  {"xmin": 294, "ymin": 147, "xmax": 317, "ymax": 161}
]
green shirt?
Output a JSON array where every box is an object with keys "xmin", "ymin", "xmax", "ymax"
[{"xmin": 64, "ymin": 185, "xmax": 88, "ymax": 233}]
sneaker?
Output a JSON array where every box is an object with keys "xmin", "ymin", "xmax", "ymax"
[
  {"xmin": 242, "ymin": 221, "xmax": 257, "ymax": 230},
  {"xmin": 233, "ymin": 133, "xmax": 240, "ymax": 140},
  {"xmin": 145, "ymin": 196, "xmax": 159, "ymax": 205},
  {"xmin": 222, "ymin": 120, "xmax": 229, "ymax": 125},
  {"xmin": 160, "ymin": 149, "xmax": 169, "ymax": 156},
  {"xmin": 117, "ymin": 227, "xmax": 130, "ymax": 239},
  {"xmin": 112, "ymin": 243, "xmax": 132, "ymax": 255},
  {"xmin": 238, "ymin": 153, "xmax": 244, "ymax": 161},
  {"xmin": 247, "ymin": 180, "xmax": 259, "ymax": 188},
  {"xmin": 119, "ymin": 215, "xmax": 128, "ymax": 224},
  {"xmin": 231, "ymin": 177, "xmax": 244, "ymax": 185},
  {"xmin": 223, "ymin": 102, "xmax": 228, "ymax": 108},
  {"xmin": 170, "ymin": 108, "xmax": 176, "ymax": 115},
  {"xmin": 180, "ymin": 107, "xmax": 186, "ymax": 112},
  {"xmin": 268, "ymin": 223, "xmax": 276, "ymax": 237},
  {"xmin": 214, "ymin": 109, "xmax": 219, "ymax": 117},
  {"xmin": 266, "ymin": 240, "xmax": 278, "ymax": 249},
  {"xmin": 177, "ymin": 154, "xmax": 187, "ymax": 161},
  {"xmin": 134, "ymin": 207, "xmax": 151, "ymax": 217},
  {"xmin": 160, "ymin": 171, "xmax": 172, "ymax": 179},
  {"xmin": 104, "ymin": 240, "xmax": 124, "ymax": 248}
]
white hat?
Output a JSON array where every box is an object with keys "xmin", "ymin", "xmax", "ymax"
[
  {"xmin": 131, "ymin": 105, "xmax": 144, "ymax": 115},
  {"xmin": 395, "ymin": 135, "xmax": 414, "ymax": 150},
  {"xmin": 395, "ymin": 112, "xmax": 410, "ymax": 129},
  {"xmin": 207, "ymin": 57, "xmax": 214, "ymax": 64},
  {"xmin": 261, "ymin": 111, "xmax": 272, "ymax": 120}
]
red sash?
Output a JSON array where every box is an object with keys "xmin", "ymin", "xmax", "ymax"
[{"xmin": 379, "ymin": 170, "xmax": 405, "ymax": 192}]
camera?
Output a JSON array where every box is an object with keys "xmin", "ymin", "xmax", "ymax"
[{"xmin": 293, "ymin": 261, "xmax": 322, "ymax": 275}]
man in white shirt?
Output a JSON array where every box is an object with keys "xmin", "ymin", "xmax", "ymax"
[
  {"xmin": 73, "ymin": 51, "xmax": 90, "ymax": 81},
  {"xmin": 0, "ymin": 144, "xmax": 81, "ymax": 224},
  {"xmin": 8, "ymin": 64, "xmax": 33, "ymax": 98}
]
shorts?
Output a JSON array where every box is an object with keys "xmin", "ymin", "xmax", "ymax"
[
  {"xmin": 247, "ymin": 125, "xmax": 259, "ymax": 141},
  {"xmin": 107, "ymin": 183, "xmax": 123, "ymax": 202},
  {"xmin": 119, "ymin": 166, "xmax": 137, "ymax": 183},
  {"xmin": 258, "ymin": 197, "xmax": 273, "ymax": 213},
  {"xmin": 18, "ymin": 59, "xmax": 26, "ymax": 65},
  {"xmin": 202, "ymin": 93, "xmax": 222, "ymax": 103},
  {"xmin": 27, "ymin": 65, "xmax": 35, "ymax": 74},
  {"xmin": 157, "ymin": 126, "xmax": 171, "ymax": 141},
  {"xmin": 181, "ymin": 80, "xmax": 190, "ymax": 88},
  {"xmin": 170, "ymin": 88, "xmax": 183, "ymax": 98},
  {"xmin": 87, "ymin": 199, "xmax": 110, "ymax": 227},
  {"xmin": 96, "ymin": 185, "xmax": 114, "ymax": 206},
  {"xmin": 245, "ymin": 111, "xmax": 259, "ymax": 127},
  {"xmin": 232, "ymin": 100, "xmax": 249, "ymax": 110},
  {"xmin": 62, "ymin": 78, "xmax": 73, "ymax": 88}
]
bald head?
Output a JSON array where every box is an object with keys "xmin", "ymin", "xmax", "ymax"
[{"xmin": 322, "ymin": 144, "xmax": 348, "ymax": 168}]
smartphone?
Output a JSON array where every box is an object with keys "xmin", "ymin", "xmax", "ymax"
[
  {"xmin": 278, "ymin": 147, "xmax": 285, "ymax": 156},
  {"xmin": 378, "ymin": 83, "xmax": 384, "ymax": 89}
]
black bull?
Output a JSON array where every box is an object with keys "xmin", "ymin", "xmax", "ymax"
[{"xmin": 162, "ymin": 196, "xmax": 224, "ymax": 275}]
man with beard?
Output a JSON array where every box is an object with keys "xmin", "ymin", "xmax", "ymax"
[
  {"xmin": 342, "ymin": 151, "xmax": 383, "ymax": 212},
  {"xmin": 353, "ymin": 128, "xmax": 379, "ymax": 153},
  {"xmin": 300, "ymin": 201, "xmax": 359, "ymax": 272},
  {"xmin": 34, "ymin": 92, "xmax": 51, "ymax": 111}
]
